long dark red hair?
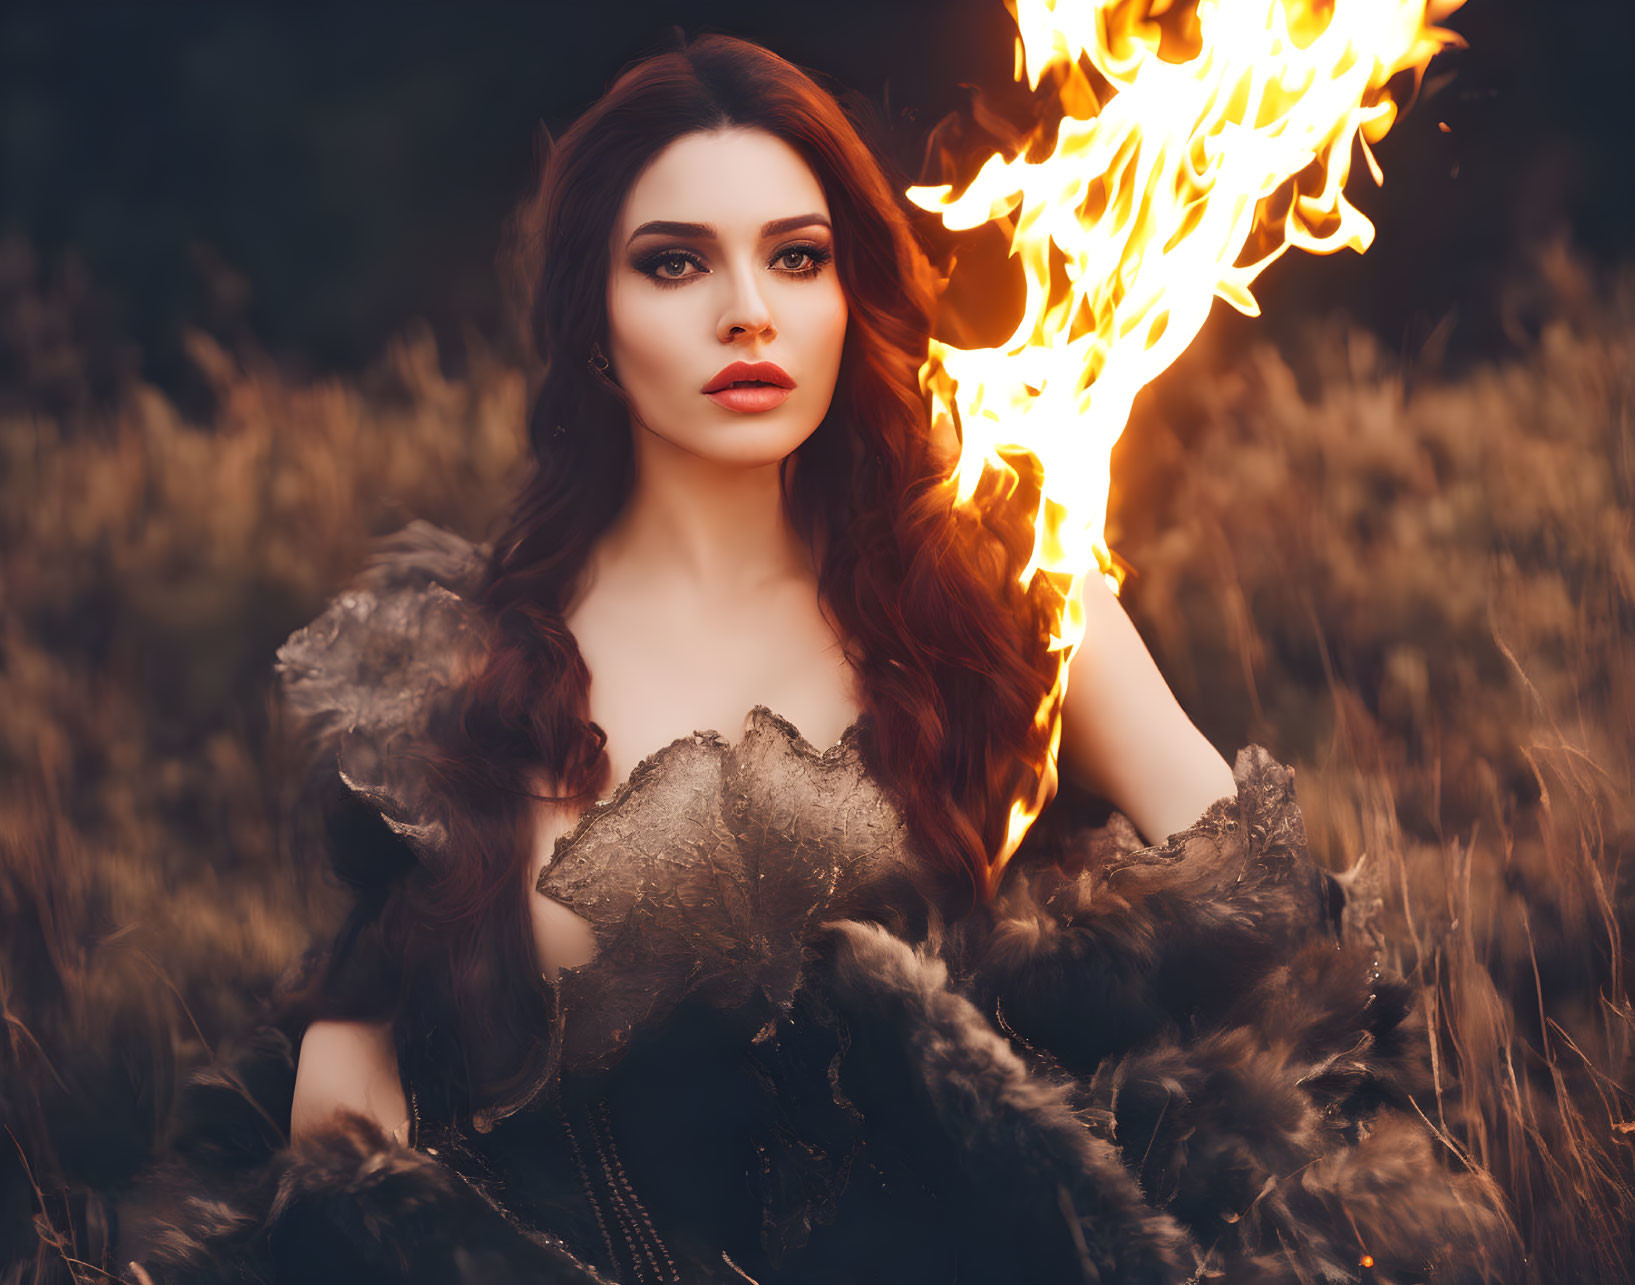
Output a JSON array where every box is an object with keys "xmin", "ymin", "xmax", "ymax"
[{"xmin": 337, "ymin": 33, "xmax": 1056, "ymax": 1119}]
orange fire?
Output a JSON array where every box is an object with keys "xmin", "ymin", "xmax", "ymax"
[{"xmin": 909, "ymin": 0, "xmax": 1465, "ymax": 888}]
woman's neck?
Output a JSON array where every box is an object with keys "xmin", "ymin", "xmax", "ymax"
[{"xmin": 594, "ymin": 430, "xmax": 813, "ymax": 600}]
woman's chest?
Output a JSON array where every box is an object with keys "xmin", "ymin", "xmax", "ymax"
[
  {"xmin": 522, "ymin": 702, "xmax": 926, "ymax": 1074},
  {"xmin": 526, "ymin": 596, "xmax": 866, "ymax": 983},
  {"xmin": 567, "ymin": 582, "xmax": 862, "ymax": 789},
  {"xmin": 525, "ymin": 699, "xmax": 869, "ymax": 982}
]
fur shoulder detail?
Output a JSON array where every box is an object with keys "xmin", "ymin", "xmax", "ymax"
[
  {"xmin": 274, "ymin": 520, "xmax": 492, "ymax": 861},
  {"xmin": 899, "ymin": 746, "xmax": 1520, "ymax": 1282},
  {"xmin": 950, "ymin": 744, "xmax": 1351, "ymax": 1072}
]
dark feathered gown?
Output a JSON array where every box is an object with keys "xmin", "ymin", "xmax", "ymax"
[{"xmin": 6, "ymin": 521, "xmax": 1522, "ymax": 1285}]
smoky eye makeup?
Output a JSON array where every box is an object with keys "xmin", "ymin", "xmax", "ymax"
[
  {"xmin": 624, "ymin": 246, "xmax": 703, "ymax": 284},
  {"xmin": 770, "ymin": 242, "xmax": 833, "ymax": 276},
  {"xmin": 632, "ymin": 247, "xmax": 707, "ymax": 284},
  {"xmin": 630, "ymin": 239, "xmax": 835, "ymax": 289}
]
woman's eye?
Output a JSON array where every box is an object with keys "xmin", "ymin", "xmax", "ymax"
[
  {"xmin": 637, "ymin": 244, "xmax": 829, "ymax": 285},
  {"xmin": 653, "ymin": 253, "xmax": 697, "ymax": 279},
  {"xmin": 636, "ymin": 249, "xmax": 705, "ymax": 285},
  {"xmin": 775, "ymin": 245, "xmax": 831, "ymax": 275}
]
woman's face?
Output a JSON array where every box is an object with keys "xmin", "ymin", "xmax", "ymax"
[{"xmin": 604, "ymin": 127, "xmax": 848, "ymax": 469}]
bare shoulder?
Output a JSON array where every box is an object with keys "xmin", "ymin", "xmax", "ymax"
[{"xmin": 290, "ymin": 1019, "xmax": 409, "ymax": 1145}]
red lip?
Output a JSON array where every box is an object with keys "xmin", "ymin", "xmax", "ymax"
[{"xmin": 701, "ymin": 361, "xmax": 795, "ymax": 394}]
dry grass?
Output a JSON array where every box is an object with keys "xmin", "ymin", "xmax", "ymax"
[
  {"xmin": 1, "ymin": 228, "xmax": 1631, "ymax": 1280},
  {"xmin": 1113, "ymin": 260, "xmax": 1635, "ymax": 1281},
  {"xmin": 0, "ymin": 232, "xmax": 528, "ymax": 1031}
]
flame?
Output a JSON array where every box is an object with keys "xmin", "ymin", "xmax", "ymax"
[{"xmin": 908, "ymin": 0, "xmax": 1464, "ymax": 892}]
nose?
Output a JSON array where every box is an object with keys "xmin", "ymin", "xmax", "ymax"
[{"xmin": 716, "ymin": 264, "xmax": 776, "ymax": 344}]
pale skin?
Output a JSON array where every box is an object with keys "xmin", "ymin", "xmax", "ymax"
[{"xmin": 290, "ymin": 126, "xmax": 1236, "ymax": 1147}]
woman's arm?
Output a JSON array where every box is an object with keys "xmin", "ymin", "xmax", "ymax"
[
  {"xmin": 290, "ymin": 1019, "xmax": 411, "ymax": 1145},
  {"xmin": 1056, "ymin": 572, "xmax": 1236, "ymax": 845}
]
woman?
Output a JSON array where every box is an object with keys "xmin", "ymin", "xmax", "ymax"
[
  {"xmin": 125, "ymin": 32, "xmax": 1513, "ymax": 1285},
  {"xmin": 293, "ymin": 34, "xmax": 1234, "ymax": 1149}
]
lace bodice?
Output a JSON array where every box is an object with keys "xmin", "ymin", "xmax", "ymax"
[
  {"xmin": 276, "ymin": 521, "xmax": 953, "ymax": 1122},
  {"xmin": 535, "ymin": 704, "xmax": 940, "ymax": 1077}
]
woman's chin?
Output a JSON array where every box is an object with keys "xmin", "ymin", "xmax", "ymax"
[{"xmin": 647, "ymin": 421, "xmax": 819, "ymax": 470}]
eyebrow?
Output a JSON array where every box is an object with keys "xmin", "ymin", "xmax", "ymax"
[{"xmin": 625, "ymin": 213, "xmax": 831, "ymax": 246}]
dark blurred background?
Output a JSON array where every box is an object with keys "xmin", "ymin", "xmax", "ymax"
[{"xmin": 3, "ymin": 0, "xmax": 1630, "ymax": 401}]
